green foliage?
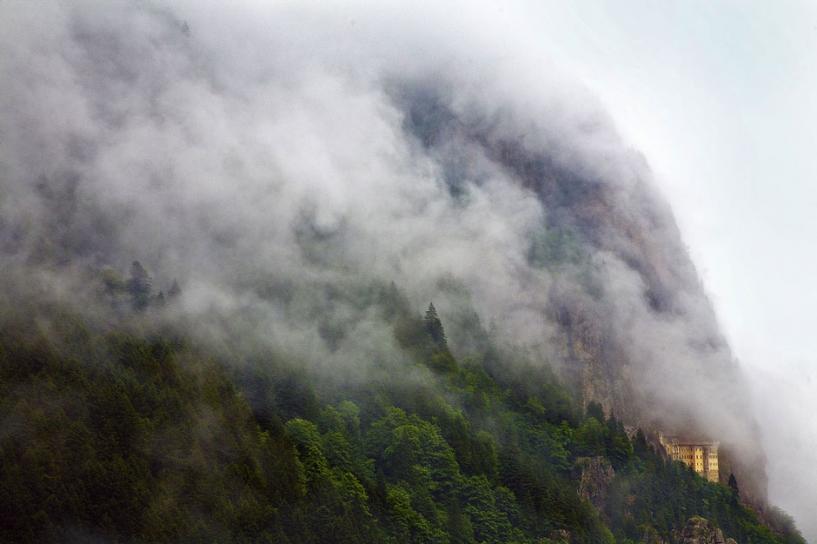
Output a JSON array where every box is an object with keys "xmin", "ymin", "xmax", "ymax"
[
  {"xmin": 424, "ymin": 302, "xmax": 448, "ymax": 350},
  {"xmin": 127, "ymin": 260, "xmax": 152, "ymax": 311},
  {"xmin": 573, "ymin": 417, "xmax": 607, "ymax": 457},
  {"xmin": 0, "ymin": 312, "xmax": 307, "ymax": 542},
  {"xmin": 0, "ymin": 293, "xmax": 803, "ymax": 544},
  {"xmin": 728, "ymin": 472, "xmax": 739, "ymax": 497},
  {"xmin": 585, "ymin": 401, "xmax": 605, "ymax": 422},
  {"xmin": 605, "ymin": 440, "xmax": 804, "ymax": 544}
]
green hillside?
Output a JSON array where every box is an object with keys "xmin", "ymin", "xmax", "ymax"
[{"xmin": 0, "ymin": 286, "xmax": 803, "ymax": 544}]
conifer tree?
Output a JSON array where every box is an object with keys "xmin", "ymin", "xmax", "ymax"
[
  {"xmin": 728, "ymin": 473, "xmax": 740, "ymax": 498},
  {"xmin": 127, "ymin": 260, "xmax": 152, "ymax": 311},
  {"xmin": 586, "ymin": 400, "xmax": 605, "ymax": 422},
  {"xmin": 168, "ymin": 279, "xmax": 182, "ymax": 299},
  {"xmin": 424, "ymin": 302, "xmax": 447, "ymax": 349}
]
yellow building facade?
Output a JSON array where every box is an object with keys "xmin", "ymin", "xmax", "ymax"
[{"xmin": 658, "ymin": 433, "xmax": 719, "ymax": 483}]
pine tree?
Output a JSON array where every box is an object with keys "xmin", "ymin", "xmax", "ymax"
[
  {"xmin": 586, "ymin": 401, "xmax": 605, "ymax": 423},
  {"xmin": 424, "ymin": 302, "xmax": 447, "ymax": 349},
  {"xmin": 728, "ymin": 473, "xmax": 740, "ymax": 498},
  {"xmin": 168, "ymin": 279, "xmax": 181, "ymax": 299},
  {"xmin": 127, "ymin": 261, "xmax": 152, "ymax": 311}
]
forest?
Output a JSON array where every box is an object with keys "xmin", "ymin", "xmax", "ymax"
[{"xmin": 0, "ymin": 265, "xmax": 803, "ymax": 544}]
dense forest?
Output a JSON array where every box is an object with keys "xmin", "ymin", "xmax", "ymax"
[{"xmin": 0, "ymin": 266, "xmax": 803, "ymax": 544}]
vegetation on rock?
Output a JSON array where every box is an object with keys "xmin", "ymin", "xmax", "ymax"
[{"xmin": 0, "ymin": 276, "xmax": 804, "ymax": 544}]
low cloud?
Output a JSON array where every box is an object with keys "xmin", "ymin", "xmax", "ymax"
[{"xmin": 0, "ymin": 0, "xmax": 792, "ymax": 527}]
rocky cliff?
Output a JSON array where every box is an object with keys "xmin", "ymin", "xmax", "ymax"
[
  {"xmin": 398, "ymin": 84, "xmax": 768, "ymax": 504},
  {"xmin": 677, "ymin": 517, "xmax": 737, "ymax": 544}
]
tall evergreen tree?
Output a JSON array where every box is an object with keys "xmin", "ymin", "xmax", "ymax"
[
  {"xmin": 424, "ymin": 302, "xmax": 447, "ymax": 349},
  {"xmin": 127, "ymin": 260, "xmax": 152, "ymax": 311},
  {"xmin": 728, "ymin": 473, "xmax": 740, "ymax": 498},
  {"xmin": 586, "ymin": 400, "xmax": 605, "ymax": 422},
  {"xmin": 168, "ymin": 279, "xmax": 182, "ymax": 299}
]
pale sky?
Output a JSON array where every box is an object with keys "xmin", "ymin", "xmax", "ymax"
[{"xmin": 503, "ymin": 0, "xmax": 817, "ymax": 538}]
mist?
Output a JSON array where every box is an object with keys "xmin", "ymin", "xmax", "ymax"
[{"xmin": 0, "ymin": 0, "xmax": 807, "ymax": 537}]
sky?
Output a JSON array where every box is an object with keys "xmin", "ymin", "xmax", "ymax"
[{"xmin": 504, "ymin": 0, "xmax": 817, "ymax": 537}]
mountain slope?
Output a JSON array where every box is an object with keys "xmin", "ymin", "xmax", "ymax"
[
  {"xmin": 0, "ymin": 3, "xmax": 801, "ymax": 542},
  {"xmin": 0, "ymin": 289, "xmax": 803, "ymax": 543}
]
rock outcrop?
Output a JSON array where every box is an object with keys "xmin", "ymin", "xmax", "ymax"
[
  {"xmin": 576, "ymin": 456, "xmax": 615, "ymax": 511},
  {"xmin": 678, "ymin": 516, "xmax": 732, "ymax": 544}
]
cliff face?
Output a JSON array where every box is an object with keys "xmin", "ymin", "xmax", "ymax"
[
  {"xmin": 678, "ymin": 517, "xmax": 737, "ymax": 544},
  {"xmin": 397, "ymin": 85, "xmax": 767, "ymax": 504}
]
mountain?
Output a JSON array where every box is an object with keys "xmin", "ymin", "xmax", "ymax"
[{"xmin": 0, "ymin": 3, "xmax": 804, "ymax": 543}]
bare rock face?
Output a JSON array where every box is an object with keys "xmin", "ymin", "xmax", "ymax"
[
  {"xmin": 678, "ymin": 517, "xmax": 727, "ymax": 544},
  {"xmin": 576, "ymin": 456, "xmax": 615, "ymax": 511},
  {"xmin": 549, "ymin": 529, "xmax": 572, "ymax": 543}
]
